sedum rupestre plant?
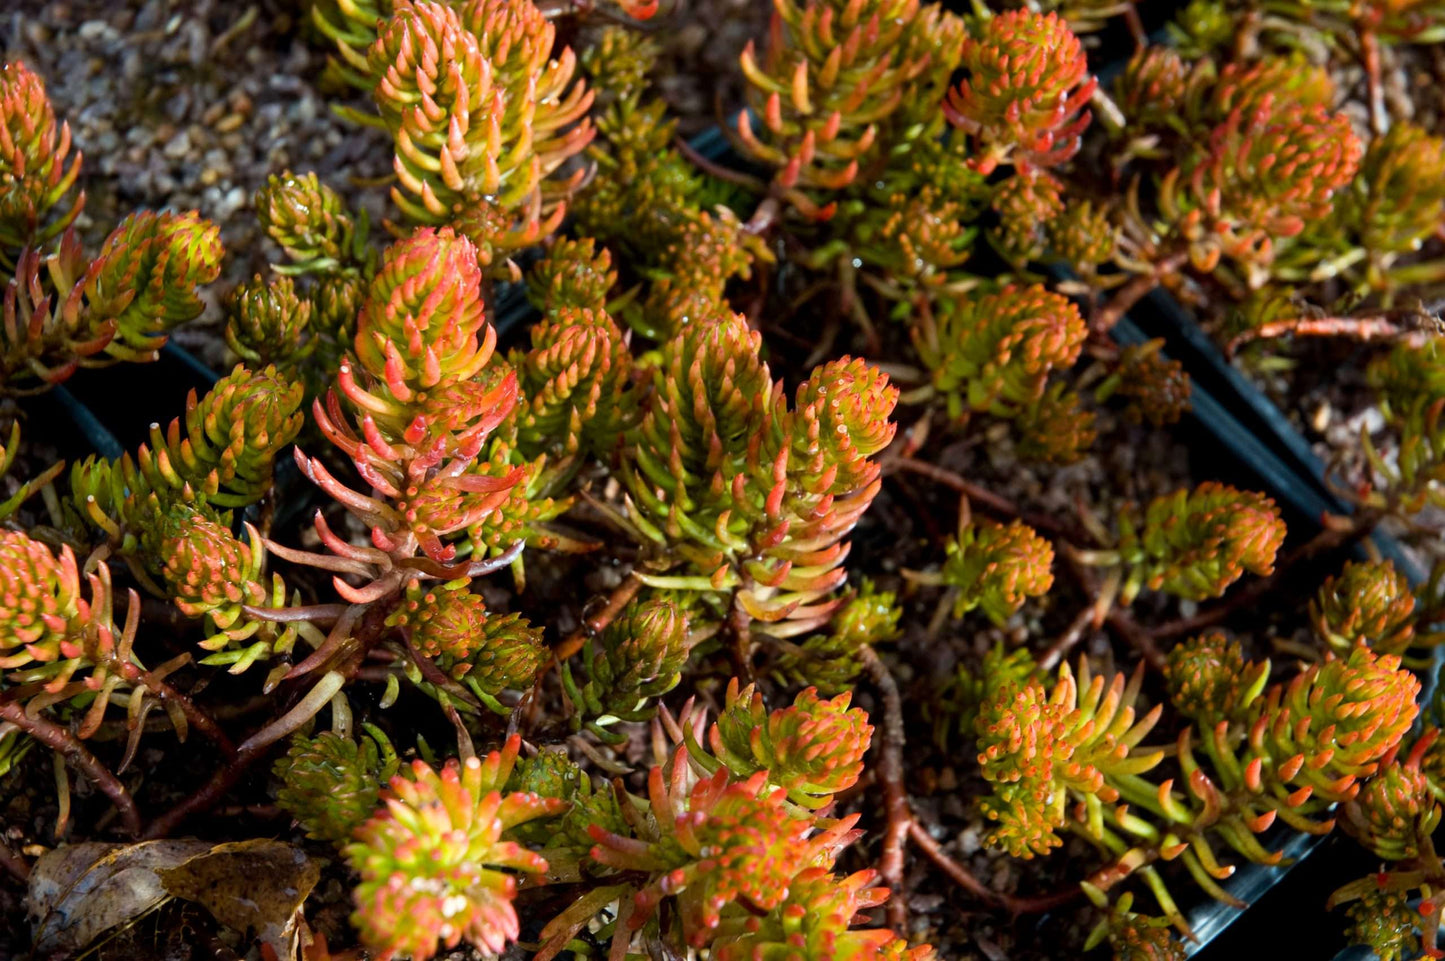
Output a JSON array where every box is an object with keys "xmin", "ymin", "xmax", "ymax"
[{"xmin": 6, "ymin": 3, "xmax": 1445, "ymax": 959}]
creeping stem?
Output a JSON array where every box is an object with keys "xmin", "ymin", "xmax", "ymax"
[{"xmin": 0, "ymin": 699, "xmax": 141, "ymax": 836}]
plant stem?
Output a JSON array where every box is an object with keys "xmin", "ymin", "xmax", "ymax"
[
  {"xmin": 907, "ymin": 820, "xmax": 1002, "ymax": 907},
  {"xmin": 909, "ymin": 819, "xmax": 1086, "ymax": 915},
  {"xmin": 1039, "ymin": 604, "xmax": 1101, "ymax": 673},
  {"xmin": 861, "ymin": 646, "xmax": 910, "ymax": 931},
  {"xmin": 142, "ymin": 597, "xmax": 402, "ymax": 837},
  {"xmin": 143, "ymin": 669, "xmax": 346, "ymax": 839},
  {"xmin": 729, "ymin": 587, "xmax": 756, "ymax": 684},
  {"xmin": 113, "ymin": 657, "xmax": 235, "ymax": 757},
  {"xmin": 1226, "ymin": 311, "xmax": 1440, "ymax": 356},
  {"xmin": 0, "ymin": 700, "xmax": 140, "ymax": 836},
  {"xmin": 1104, "ymin": 609, "xmax": 1167, "ymax": 673},
  {"xmin": 1149, "ymin": 514, "xmax": 1377, "ymax": 641},
  {"xmin": 0, "ymin": 838, "xmax": 29, "ymax": 882},
  {"xmin": 890, "ymin": 457, "xmax": 1097, "ymax": 546},
  {"xmin": 674, "ymin": 134, "xmax": 768, "ymax": 191},
  {"xmin": 1049, "ymin": 544, "xmax": 1166, "ymax": 671},
  {"xmin": 1091, "ymin": 251, "xmax": 1189, "ymax": 335},
  {"xmin": 553, "ymin": 572, "xmax": 643, "ymax": 661},
  {"xmin": 1361, "ymin": 26, "xmax": 1388, "ymax": 137}
]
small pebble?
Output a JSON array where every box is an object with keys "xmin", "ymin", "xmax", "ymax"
[{"xmin": 162, "ymin": 130, "xmax": 190, "ymax": 159}]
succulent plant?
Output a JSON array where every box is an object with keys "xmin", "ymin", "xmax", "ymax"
[
  {"xmin": 1049, "ymin": 196, "xmax": 1118, "ymax": 274},
  {"xmin": 304, "ymin": 227, "xmax": 524, "ymax": 576},
  {"xmin": 1341, "ymin": 732, "xmax": 1442, "ymax": 861},
  {"xmin": 1163, "ymin": 632, "xmax": 1268, "ymax": 727},
  {"xmin": 776, "ymin": 580, "xmax": 902, "ymax": 694},
  {"xmin": 1085, "ymin": 891, "xmax": 1186, "ymax": 961},
  {"xmin": 736, "ymin": 0, "xmax": 944, "ymax": 195},
  {"xmin": 390, "ymin": 582, "xmax": 547, "ymax": 711},
  {"xmin": 712, "ymin": 867, "xmax": 925, "ymax": 961},
  {"xmin": 911, "ymin": 283, "xmax": 1086, "ymax": 420},
  {"xmin": 1, "ymin": 211, "xmax": 223, "ymax": 393},
  {"xmin": 0, "ymin": 526, "xmax": 80, "ymax": 666},
  {"xmin": 944, "ymin": 10, "xmax": 1096, "ymax": 174},
  {"xmin": 706, "ymin": 681, "xmax": 873, "ymax": 808},
  {"xmin": 161, "ymin": 509, "xmax": 306, "ymax": 673},
  {"xmin": 1341, "ymin": 886, "xmax": 1421, "ymax": 961},
  {"xmin": 974, "ymin": 659, "xmax": 1163, "ymax": 857},
  {"xmin": 624, "ymin": 314, "xmax": 897, "ymax": 640},
  {"xmin": 990, "ymin": 172, "xmax": 1064, "ymax": 265},
  {"xmin": 71, "ymin": 363, "xmax": 304, "ymax": 571},
  {"xmin": 274, "ymin": 726, "xmax": 400, "ymax": 843},
  {"xmin": 587, "ymin": 762, "xmax": 863, "ymax": 948},
  {"xmin": 5, "ymin": 11, "xmax": 1443, "ymax": 959},
  {"xmin": 562, "ymin": 595, "xmax": 693, "ymax": 740},
  {"xmin": 225, "ymin": 274, "xmax": 316, "ymax": 369},
  {"xmin": 0, "ymin": 60, "xmax": 82, "ymax": 253},
  {"xmin": 510, "ymin": 305, "xmax": 632, "ymax": 458},
  {"xmin": 1312, "ymin": 559, "xmax": 1418, "ymax": 655},
  {"xmin": 1014, "ymin": 383, "xmax": 1098, "ymax": 464},
  {"xmin": 1114, "ymin": 46, "xmax": 1188, "ymax": 129},
  {"xmin": 937, "ymin": 519, "xmax": 1055, "ymax": 625},
  {"xmin": 1343, "ymin": 122, "xmax": 1445, "ymax": 279},
  {"xmin": 1115, "ymin": 482, "xmax": 1286, "ymax": 603},
  {"xmin": 365, "ymin": 0, "xmax": 592, "ymax": 259},
  {"xmin": 254, "ymin": 170, "xmax": 369, "ymax": 275},
  {"xmin": 1095, "ymin": 339, "xmax": 1191, "ymax": 427},
  {"xmin": 526, "ymin": 236, "xmax": 617, "ymax": 315},
  {"xmin": 1162, "ymin": 98, "xmax": 1362, "ymax": 284},
  {"xmin": 346, "ymin": 735, "xmax": 565, "ymax": 961},
  {"xmin": 1202, "ymin": 58, "xmax": 1336, "ymax": 127},
  {"xmin": 975, "ymin": 640, "xmax": 1419, "ymax": 931}
]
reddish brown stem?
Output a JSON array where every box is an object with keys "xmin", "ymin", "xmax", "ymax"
[
  {"xmin": 861, "ymin": 646, "xmax": 910, "ymax": 931},
  {"xmin": 1003, "ymin": 884, "xmax": 1086, "ymax": 916},
  {"xmin": 145, "ymin": 600, "xmax": 396, "ymax": 838},
  {"xmin": 1150, "ymin": 513, "xmax": 1377, "ymax": 641},
  {"xmin": 909, "ymin": 819, "xmax": 1084, "ymax": 914},
  {"xmin": 554, "ymin": 573, "xmax": 644, "ymax": 661},
  {"xmin": 1104, "ymin": 609, "xmax": 1167, "ymax": 673},
  {"xmin": 403, "ymin": 637, "xmax": 483, "ymax": 712},
  {"xmin": 729, "ymin": 587, "xmax": 756, "ymax": 684},
  {"xmin": 114, "ymin": 658, "xmax": 235, "ymax": 757},
  {"xmin": 1361, "ymin": 27, "xmax": 1387, "ymax": 137},
  {"xmin": 891, "ymin": 457, "xmax": 1098, "ymax": 546},
  {"xmin": 1091, "ymin": 252, "xmax": 1188, "ymax": 335},
  {"xmin": 1123, "ymin": 1, "xmax": 1146, "ymax": 49},
  {"xmin": 213, "ymin": 802, "xmax": 283, "ymax": 819},
  {"xmin": 1039, "ymin": 603, "xmax": 1100, "ymax": 672},
  {"xmin": 1056, "ymin": 546, "xmax": 1165, "ymax": 672},
  {"xmin": 143, "ymin": 668, "xmax": 345, "ymax": 839},
  {"xmin": 907, "ymin": 820, "xmax": 1002, "ymax": 907},
  {"xmin": 675, "ymin": 134, "xmax": 768, "ymax": 191},
  {"xmin": 0, "ymin": 838, "xmax": 30, "ymax": 882},
  {"xmin": 1226, "ymin": 313, "xmax": 1440, "ymax": 356},
  {"xmin": 0, "ymin": 700, "xmax": 140, "ymax": 836}
]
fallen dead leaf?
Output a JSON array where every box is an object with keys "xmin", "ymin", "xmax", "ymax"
[
  {"xmin": 27, "ymin": 837, "xmax": 317, "ymax": 960},
  {"xmin": 159, "ymin": 838, "xmax": 319, "ymax": 960}
]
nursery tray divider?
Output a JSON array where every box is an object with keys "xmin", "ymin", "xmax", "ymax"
[
  {"xmin": 49, "ymin": 384, "xmax": 124, "ymax": 461},
  {"xmin": 161, "ymin": 342, "xmax": 222, "ymax": 387}
]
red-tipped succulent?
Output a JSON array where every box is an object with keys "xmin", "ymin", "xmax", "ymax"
[
  {"xmin": 944, "ymin": 11, "xmax": 1096, "ymax": 174},
  {"xmin": 346, "ymin": 735, "xmax": 565, "ymax": 961}
]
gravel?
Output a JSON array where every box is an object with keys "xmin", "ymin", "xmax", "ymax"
[{"xmin": 5, "ymin": 0, "xmax": 394, "ymax": 368}]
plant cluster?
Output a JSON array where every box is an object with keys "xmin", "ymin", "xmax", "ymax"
[{"xmin": 3, "ymin": 0, "xmax": 1445, "ymax": 959}]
